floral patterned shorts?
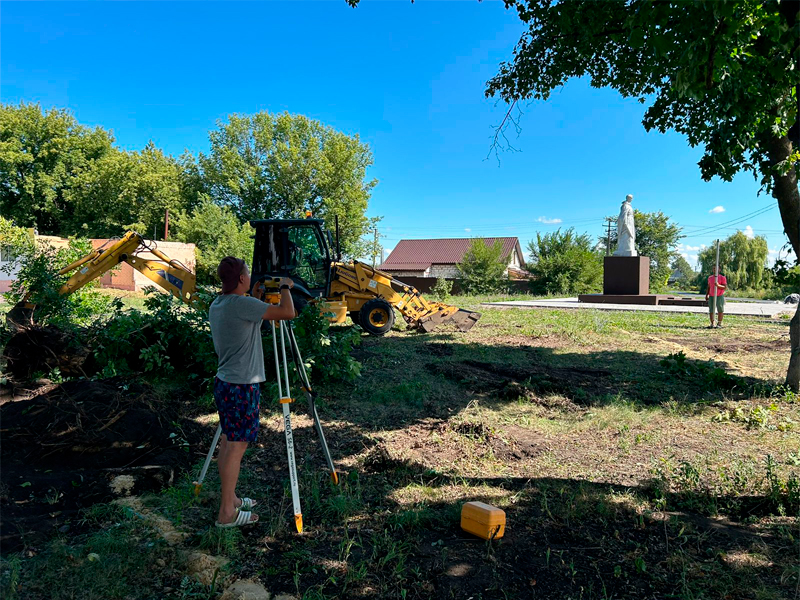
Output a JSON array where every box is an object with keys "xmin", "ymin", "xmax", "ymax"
[{"xmin": 213, "ymin": 377, "xmax": 260, "ymax": 442}]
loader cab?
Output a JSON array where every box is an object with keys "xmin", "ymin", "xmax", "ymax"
[{"xmin": 250, "ymin": 219, "xmax": 332, "ymax": 298}]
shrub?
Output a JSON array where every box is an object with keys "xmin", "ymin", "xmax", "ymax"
[
  {"xmin": 89, "ymin": 289, "xmax": 362, "ymax": 386},
  {"xmin": 430, "ymin": 277, "xmax": 453, "ymax": 302},
  {"xmin": 290, "ymin": 304, "xmax": 362, "ymax": 383},
  {"xmin": 457, "ymin": 239, "xmax": 508, "ymax": 295},
  {"xmin": 3, "ymin": 235, "xmax": 113, "ymax": 328},
  {"xmin": 527, "ymin": 228, "xmax": 602, "ymax": 295}
]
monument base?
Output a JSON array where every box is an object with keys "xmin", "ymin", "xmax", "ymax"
[
  {"xmin": 603, "ymin": 256, "xmax": 650, "ymax": 295},
  {"xmin": 578, "ymin": 294, "xmax": 707, "ymax": 307}
]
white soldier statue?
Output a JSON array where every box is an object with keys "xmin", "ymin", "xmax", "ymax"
[{"xmin": 613, "ymin": 194, "xmax": 637, "ymax": 257}]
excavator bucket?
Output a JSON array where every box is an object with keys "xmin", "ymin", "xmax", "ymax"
[{"xmin": 417, "ymin": 308, "xmax": 481, "ymax": 333}]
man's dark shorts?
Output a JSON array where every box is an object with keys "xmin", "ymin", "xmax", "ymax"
[
  {"xmin": 707, "ymin": 295, "xmax": 725, "ymax": 314},
  {"xmin": 213, "ymin": 377, "xmax": 260, "ymax": 442}
]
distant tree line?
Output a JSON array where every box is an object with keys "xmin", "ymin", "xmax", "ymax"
[{"xmin": 0, "ymin": 102, "xmax": 379, "ymax": 282}]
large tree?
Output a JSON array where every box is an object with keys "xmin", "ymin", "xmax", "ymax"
[
  {"xmin": 696, "ymin": 231, "xmax": 770, "ymax": 291},
  {"xmin": 0, "ymin": 102, "xmax": 114, "ymax": 234},
  {"xmin": 199, "ymin": 111, "xmax": 378, "ymax": 258},
  {"xmin": 485, "ymin": 0, "xmax": 800, "ymax": 388},
  {"xmin": 66, "ymin": 142, "xmax": 190, "ymax": 239}
]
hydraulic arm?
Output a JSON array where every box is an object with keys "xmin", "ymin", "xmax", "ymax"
[{"xmin": 7, "ymin": 231, "xmax": 198, "ymax": 326}]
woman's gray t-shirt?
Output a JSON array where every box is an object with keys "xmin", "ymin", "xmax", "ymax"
[{"xmin": 209, "ymin": 294, "xmax": 268, "ymax": 384}]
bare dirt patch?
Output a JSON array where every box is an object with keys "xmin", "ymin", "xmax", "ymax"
[
  {"xmin": 0, "ymin": 377, "xmax": 206, "ymax": 552},
  {"xmin": 427, "ymin": 359, "xmax": 612, "ymax": 405},
  {"xmin": 665, "ymin": 336, "xmax": 788, "ymax": 355}
]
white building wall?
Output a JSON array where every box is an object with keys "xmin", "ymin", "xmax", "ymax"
[
  {"xmin": 385, "ymin": 269, "xmax": 430, "ymax": 278},
  {"xmin": 429, "ymin": 265, "xmax": 460, "ymax": 278}
]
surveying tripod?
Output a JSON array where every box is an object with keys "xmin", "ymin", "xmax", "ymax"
[{"xmin": 194, "ymin": 302, "xmax": 339, "ymax": 534}]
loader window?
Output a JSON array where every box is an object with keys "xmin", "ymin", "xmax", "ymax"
[{"xmin": 287, "ymin": 225, "xmax": 328, "ymax": 290}]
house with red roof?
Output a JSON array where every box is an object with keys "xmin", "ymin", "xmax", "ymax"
[{"xmin": 378, "ymin": 237, "xmax": 528, "ymax": 280}]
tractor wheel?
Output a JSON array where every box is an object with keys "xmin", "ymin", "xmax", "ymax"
[
  {"xmin": 359, "ymin": 299, "xmax": 395, "ymax": 335},
  {"xmin": 348, "ymin": 311, "xmax": 360, "ymax": 325}
]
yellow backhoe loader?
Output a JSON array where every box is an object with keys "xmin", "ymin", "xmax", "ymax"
[
  {"xmin": 250, "ymin": 218, "xmax": 481, "ymax": 335},
  {"xmin": 8, "ymin": 220, "xmax": 480, "ymax": 336}
]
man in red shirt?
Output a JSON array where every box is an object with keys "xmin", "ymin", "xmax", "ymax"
[{"xmin": 706, "ymin": 266, "xmax": 727, "ymax": 328}]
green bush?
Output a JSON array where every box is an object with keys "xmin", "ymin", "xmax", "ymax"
[
  {"xmin": 456, "ymin": 239, "xmax": 508, "ymax": 295},
  {"xmin": 89, "ymin": 289, "xmax": 362, "ymax": 386},
  {"xmin": 430, "ymin": 277, "xmax": 453, "ymax": 302},
  {"xmin": 527, "ymin": 228, "xmax": 602, "ymax": 295},
  {"xmin": 290, "ymin": 303, "xmax": 362, "ymax": 383},
  {"xmin": 88, "ymin": 288, "xmax": 218, "ymax": 383},
  {"xmin": 3, "ymin": 235, "xmax": 113, "ymax": 328}
]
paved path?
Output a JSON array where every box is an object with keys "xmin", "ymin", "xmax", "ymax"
[{"xmin": 482, "ymin": 298, "xmax": 796, "ymax": 318}]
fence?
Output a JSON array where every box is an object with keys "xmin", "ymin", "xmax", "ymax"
[{"xmin": 389, "ymin": 276, "xmax": 531, "ymax": 295}]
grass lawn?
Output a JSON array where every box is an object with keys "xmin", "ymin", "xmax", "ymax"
[{"xmin": 3, "ymin": 297, "xmax": 798, "ymax": 600}]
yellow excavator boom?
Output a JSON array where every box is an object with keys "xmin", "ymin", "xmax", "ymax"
[{"xmin": 7, "ymin": 232, "xmax": 198, "ymax": 327}]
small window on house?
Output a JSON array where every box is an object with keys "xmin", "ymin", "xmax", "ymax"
[{"xmin": 0, "ymin": 246, "xmax": 17, "ymax": 263}]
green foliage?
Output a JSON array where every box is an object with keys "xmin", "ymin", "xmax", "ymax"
[
  {"xmin": 633, "ymin": 211, "xmax": 683, "ymax": 292},
  {"xmin": 65, "ymin": 142, "xmax": 191, "ymax": 239},
  {"xmin": 0, "ymin": 102, "xmax": 114, "ymax": 235},
  {"xmin": 0, "ymin": 216, "xmax": 34, "ymax": 257},
  {"xmin": 456, "ymin": 239, "xmax": 509, "ymax": 295},
  {"xmin": 199, "ymin": 111, "xmax": 378, "ymax": 258},
  {"xmin": 486, "ymin": 1, "xmax": 799, "ymax": 220},
  {"xmin": 430, "ymin": 277, "xmax": 453, "ymax": 302},
  {"xmin": 659, "ymin": 351, "xmax": 741, "ymax": 392},
  {"xmin": 696, "ymin": 232, "xmax": 769, "ymax": 292},
  {"xmin": 92, "ymin": 290, "xmax": 362, "ymax": 386},
  {"xmin": 291, "ymin": 304, "xmax": 362, "ymax": 383},
  {"xmin": 670, "ymin": 255, "xmax": 697, "ymax": 288},
  {"xmin": 173, "ymin": 198, "xmax": 254, "ymax": 284},
  {"xmin": 527, "ymin": 227, "xmax": 602, "ymax": 294},
  {"xmin": 771, "ymin": 253, "xmax": 800, "ymax": 289},
  {"xmin": 90, "ymin": 288, "xmax": 217, "ymax": 384},
  {"xmin": 3, "ymin": 237, "xmax": 113, "ymax": 328}
]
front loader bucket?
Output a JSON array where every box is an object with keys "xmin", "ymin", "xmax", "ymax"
[
  {"xmin": 447, "ymin": 308, "xmax": 481, "ymax": 332},
  {"xmin": 417, "ymin": 308, "xmax": 481, "ymax": 333}
]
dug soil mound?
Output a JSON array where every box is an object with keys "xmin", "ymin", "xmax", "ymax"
[
  {"xmin": 3, "ymin": 325, "xmax": 89, "ymax": 380},
  {"xmin": 0, "ymin": 377, "xmax": 207, "ymax": 553}
]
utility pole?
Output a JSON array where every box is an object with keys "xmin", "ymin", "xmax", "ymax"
[
  {"xmin": 164, "ymin": 209, "xmax": 170, "ymax": 241},
  {"xmin": 372, "ymin": 227, "xmax": 378, "ymax": 268},
  {"xmin": 603, "ymin": 217, "xmax": 615, "ymax": 256}
]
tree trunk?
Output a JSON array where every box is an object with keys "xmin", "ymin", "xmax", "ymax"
[
  {"xmin": 789, "ymin": 302, "xmax": 800, "ymax": 392},
  {"xmin": 765, "ymin": 134, "xmax": 800, "ymax": 390}
]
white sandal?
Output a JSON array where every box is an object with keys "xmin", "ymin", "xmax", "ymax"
[
  {"xmin": 238, "ymin": 497, "xmax": 257, "ymax": 511},
  {"xmin": 215, "ymin": 509, "xmax": 258, "ymax": 529}
]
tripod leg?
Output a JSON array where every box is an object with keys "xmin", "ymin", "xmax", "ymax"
[
  {"xmin": 193, "ymin": 424, "xmax": 222, "ymax": 495},
  {"xmin": 274, "ymin": 320, "xmax": 303, "ymax": 533},
  {"xmin": 285, "ymin": 325, "xmax": 339, "ymax": 485}
]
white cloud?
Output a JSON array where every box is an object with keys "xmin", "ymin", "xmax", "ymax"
[
  {"xmin": 700, "ymin": 244, "xmax": 707, "ymax": 249},
  {"xmin": 464, "ymin": 228, "xmax": 471, "ymax": 233},
  {"xmin": 709, "ymin": 206, "xmax": 725, "ymax": 214},
  {"xmin": 537, "ymin": 216, "xmax": 562, "ymax": 224},
  {"xmin": 742, "ymin": 225, "xmax": 754, "ymax": 239},
  {"xmin": 768, "ymin": 248, "xmax": 780, "ymax": 255}
]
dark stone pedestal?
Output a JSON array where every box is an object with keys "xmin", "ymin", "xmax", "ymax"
[{"xmin": 603, "ymin": 256, "xmax": 650, "ymax": 295}]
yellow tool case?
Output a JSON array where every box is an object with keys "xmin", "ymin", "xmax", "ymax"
[{"xmin": 460, "ymin": 501, "xmax": 506, "ymax": 540}]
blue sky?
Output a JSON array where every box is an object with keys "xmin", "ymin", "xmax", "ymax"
[{"xmin": 1, "ymin": 1, "xmax": 789, "ymax": 268}]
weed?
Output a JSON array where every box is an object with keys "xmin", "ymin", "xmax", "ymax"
[{"xmin": 197, "ymin": 527, "xmax": 243, "ymax": 556}]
